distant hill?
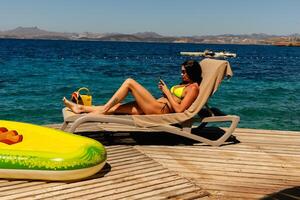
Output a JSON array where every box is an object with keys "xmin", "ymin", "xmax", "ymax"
[
  {"xmin": 0, "ymin": 26, "xmax": 299, "ymax": 45},
  {"xmin": 0, "ymin": 26, "xmax": 74, "ymax": 40},
  {"xmin": 6, "ymin": 26, "xmax": 49, "ymax": 35},
  {"xmin": 134, "ymin": 32, "xmax": 164, "ymax": 38}
]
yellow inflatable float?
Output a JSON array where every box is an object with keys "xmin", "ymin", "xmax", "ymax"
[{"xmin": 0, "ymin": 120, "xmax": 106, "ymax": 181}]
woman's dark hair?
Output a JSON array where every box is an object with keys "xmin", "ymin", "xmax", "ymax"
[{"xmin": 182, "ymin": 60, "xmax": 202, "ymax": 84}]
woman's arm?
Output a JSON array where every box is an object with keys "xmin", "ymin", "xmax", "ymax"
[{"xmin": 159, "ymin": 80, "xmax": 199, "ymax": 113}]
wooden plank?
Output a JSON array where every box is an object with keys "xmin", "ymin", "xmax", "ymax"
[
  {"xmin": 189, "ymin": 176, "xmax": 296, "ymax": 189},
  {"xmin": 136, "ymin": 146, "xmax": 300, "ymax": 160},
  {"xmin": 0, "ymin": 182, "xmax": 58, "ymax": 195},
  {"xmin": 137, "ymin": 152, "xmax": 300, "ymax": 169},
  {"xmin": 105, "ymin": 183, "xmax": 208, "ymax": 200},
  {"xmin": 146, "ymin": 187, "xmax": 210, "ymax": 200},
  {"xmin": 63, "ymin": 178, "xmax": 190, "ymax": 200},
  {"xmin": 219, "ymin": 144, "xmax": 300, "ymax": 154},
  {"xmin": 234, "ymin": 128, "xmax": 300, "ymax": 135},
  {"xmin": 174, "ymin": 171, "xmax": 299, "ymax": 188},
  {"xmin": 144, "ymin": 159, "xmax": 300, "ymax": 177},
  {"xmin": 231, "ymin": 135, "xmax": 300, "ymax": 145},
  {"xmin": 192, "ymin": 175, "xmax": 299, "ymax": 199},
  {"xmin": 0, "ymin": 180, "xmax": 29, "ymax": 187},
  {"xmin": 0, "ymin": 182, "xmax": 63, "ymax": 198}
]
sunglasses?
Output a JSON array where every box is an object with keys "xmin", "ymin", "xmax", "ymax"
[{"xmin": 181, "ymin": 69, "xmax": 186, "ymax": 74}]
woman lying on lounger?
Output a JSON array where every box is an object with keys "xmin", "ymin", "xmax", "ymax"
[{"xmin": 63, "ymin": 60, "xmax": 202, "ymax": 115}]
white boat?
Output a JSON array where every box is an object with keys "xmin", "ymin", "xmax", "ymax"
[{"xmin": 180, "ymin": 50, "xmax": 237, "ymax": 58}]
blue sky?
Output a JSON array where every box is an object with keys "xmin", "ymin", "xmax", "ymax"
[{"xmin": 1, "ymin": 0, "xmax": 300, "ymax": 36}]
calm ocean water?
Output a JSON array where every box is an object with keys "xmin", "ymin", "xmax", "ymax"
[{"xmin": 0, "ymin": 39, "xmax": 299, "ymax": 131}]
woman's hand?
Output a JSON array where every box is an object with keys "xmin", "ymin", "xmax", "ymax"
[
  {"xmin": 158, "ymin": 79, "xmax": 169, "ymax": 95},
  {"xmin": 159, "ymin": 80, "xmax": 200, "ymax": 113}
]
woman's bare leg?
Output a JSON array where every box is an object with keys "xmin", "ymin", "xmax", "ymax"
[
  {"xmin": 63, "ymin": 97, "xmax": 143, "ymax": 115},
  {"xmin": 103, "ymin": 78, "xmax": 165, "ymax": 114},
  {"xmin": 105, "ymin": 102, "xmax": 144, "ymax": 115},
  {"xmin": 63, "ymin": 97, "xmax": 104, "ymax": 114}
]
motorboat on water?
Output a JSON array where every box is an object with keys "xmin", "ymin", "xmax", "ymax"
[{"xmin": 180, "ymin": 50, "xmax": 237, "ymax": 58}]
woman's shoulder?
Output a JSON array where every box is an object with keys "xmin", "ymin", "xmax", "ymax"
[
  {"xmin": 186, "ymin": 83, "xmax": 199, "ymax": 94},
  {"xmin": 187, "ymin": 83, "xmax": 199, "ymax": 89}
]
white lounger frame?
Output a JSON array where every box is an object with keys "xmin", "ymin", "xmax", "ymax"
[{"xmin": 61, "ymin": 114, "xmax": 239, "ymax": 147}]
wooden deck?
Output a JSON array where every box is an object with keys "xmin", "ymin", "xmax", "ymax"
[
  {"xmin": 136, "ymin": 129, "xmax": 300, "ymax": 199},
  {"xmin": 1, "ymin": 123, "xmax": 300, "ymax": 199},
  {"xmin": 0, "ymin": 145, "xmax": 208, "ymax": 200}
]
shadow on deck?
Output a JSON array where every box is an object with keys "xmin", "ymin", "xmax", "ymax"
[
  {"xmin": 76, "ymin": 126, "xmax": 240, "ymax": 146},
  {"xmin": 261, "ymin": 186, "xmax": 300, "ymax": 200}
]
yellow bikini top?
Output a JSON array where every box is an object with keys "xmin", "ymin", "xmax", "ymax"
[{"xmin": 170, "ymin": 85, "xmax": 188, "ymax": 99}]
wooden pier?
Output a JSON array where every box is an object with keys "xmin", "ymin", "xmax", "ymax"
[{"xmin": 0, "ymin": 123, "xmax": 299, "ymax": 199}]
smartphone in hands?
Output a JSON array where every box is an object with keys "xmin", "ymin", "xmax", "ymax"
[{"xmin": 159, "ymin": 77, "xmax": 165, "ymax": 86}]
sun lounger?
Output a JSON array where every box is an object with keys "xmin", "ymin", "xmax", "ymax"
[{"xmin": 61, "ymin": 58, "xmax": 240, "ymax": 146}]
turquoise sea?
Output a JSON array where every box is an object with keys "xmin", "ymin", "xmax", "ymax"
[{"xmin": 0, "ymin": 39, "xmax": 299, "ymax": 131}]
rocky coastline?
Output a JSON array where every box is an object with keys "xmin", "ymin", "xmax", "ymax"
[{"xmin": 0, "ymin": 26, "xmax": 299, "ymax": 46}]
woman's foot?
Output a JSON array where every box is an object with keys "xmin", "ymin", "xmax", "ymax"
[{"xmin": 63, "ymin": 97, "xmax": 83, "ymax": 114}]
